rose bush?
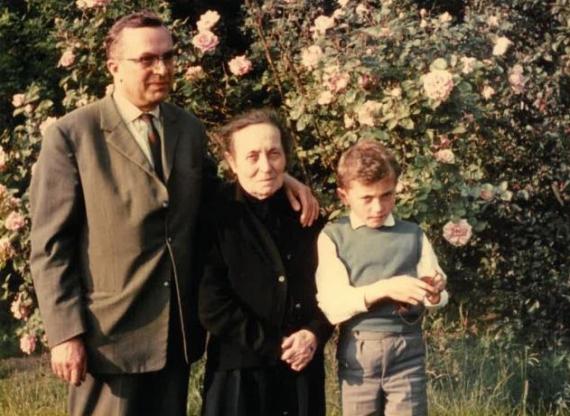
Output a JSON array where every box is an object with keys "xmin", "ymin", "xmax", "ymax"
[{"xmin": 0, "ymin": 0, "xmax": 568, "ymax": 362}]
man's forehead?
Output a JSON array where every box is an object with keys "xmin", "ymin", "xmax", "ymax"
[{"xmin": 116, "ymin": 26, "xmax": 173, "ymax": 48}]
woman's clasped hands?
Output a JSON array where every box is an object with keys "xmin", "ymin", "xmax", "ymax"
[{"xmin": 280, "ymin": 329, "xmax": 317, "ymax": 372}]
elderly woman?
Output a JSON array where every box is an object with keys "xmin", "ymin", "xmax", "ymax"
[{"xmin": 199, "ymin": 109, "xmax": 332, "ymax": 416}]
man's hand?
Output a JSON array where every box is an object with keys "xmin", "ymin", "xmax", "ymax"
[
  {"xmin": 283, "ymin": 174, "xmax": 319, "ymax": 227},
  {"xmin": 51, "ymin": 336, "xmax": 87, "ymax": 386},
  {"xmin": 365, "ymin": 275, "xmax": 434, "ymax": 308},
  {"xmin": 280, "ymin": 329, "xmax": 317, "ymax": 372}
]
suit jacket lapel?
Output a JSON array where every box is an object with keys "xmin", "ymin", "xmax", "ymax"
[
  {"xmin": 100, "ymin": 96, "xmax": 156, "ymax": 177},
  {"xmin": 160, "ymin": 103, "xmax": 181, "ymax": 184}
]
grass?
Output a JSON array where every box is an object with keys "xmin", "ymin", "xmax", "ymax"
[{"xmin": 1, "ymin": 331, "xmax": 569, "ymax": 416}]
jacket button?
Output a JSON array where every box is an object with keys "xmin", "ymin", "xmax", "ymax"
[
  {"xmin": 167, "ymin": 237, "xmax": 172, "ymax": 243},
  {"xmin": 295, "ymin": 303, "xmax": 301, "ymax": 309},
  {"xmin": 163, "ymin": 281, "xmax": 170, "ymax": 287},
  {"xmin": 278, "ymin": 275, "xmax": 286, "ymax": 283}
]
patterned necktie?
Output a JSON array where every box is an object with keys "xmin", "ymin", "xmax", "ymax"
[{"xmin": 140, "ymin": 113, "xmax": 164, "ymax": 182}]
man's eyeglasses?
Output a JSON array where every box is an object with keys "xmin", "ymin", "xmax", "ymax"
[{"xmin": 123, "ymin": 51, "xmax": 177, "ymax": 68}]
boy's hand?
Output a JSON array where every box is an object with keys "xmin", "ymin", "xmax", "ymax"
[
  {"xmin": 366, "ymin": 275, "xmax": 433, "ymax": 308},
  {"xmin": 420, "ymin": 273, "xmax": 446, "ymax": 304}
]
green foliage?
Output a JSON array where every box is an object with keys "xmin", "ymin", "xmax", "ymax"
[{"xmin": 0, "ymin": 0, "xmax": 568, "ymax": 355}]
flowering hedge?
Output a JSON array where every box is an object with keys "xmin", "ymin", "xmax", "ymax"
[{"xmin": 1, "ymin": 0, "xmax": 569, "ymax": 354}]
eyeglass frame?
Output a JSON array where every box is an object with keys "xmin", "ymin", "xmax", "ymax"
[{"xmin": 122, "ymin": 50, "xmax": 177, "ymax": 68}]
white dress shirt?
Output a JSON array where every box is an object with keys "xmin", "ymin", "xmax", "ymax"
[{"xmin": 113, "ymin": 91, "xmax": 164, "ymax": 169}]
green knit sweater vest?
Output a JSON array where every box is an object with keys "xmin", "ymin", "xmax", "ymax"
[{"xmin": 323, "ymin": 216, "xmax": 424, "ymax": 333}]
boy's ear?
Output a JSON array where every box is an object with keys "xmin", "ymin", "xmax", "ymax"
[{"xmin": 337, "ymin": 187, "xmax": 349, "ymax": 206}]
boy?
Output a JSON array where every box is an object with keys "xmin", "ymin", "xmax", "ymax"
[{"xmin": 316, "ymin": 139, "xmax": 448, "ymax": 416}]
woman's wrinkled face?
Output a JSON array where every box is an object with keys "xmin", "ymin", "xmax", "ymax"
[{"xmin": 225, "ymin": 122, "xmax": 286, "ymax": 200}]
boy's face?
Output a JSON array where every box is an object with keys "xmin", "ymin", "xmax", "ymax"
[{"xmin": 338, "ymin": 176, "xmax": 397, "ymax": 228}]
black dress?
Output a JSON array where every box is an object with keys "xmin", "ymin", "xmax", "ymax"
[{"xmin": 198, "ymin": 185, "xmax": 332, "ymax": 416}]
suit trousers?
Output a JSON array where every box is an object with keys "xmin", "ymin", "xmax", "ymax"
[
  {"xmin": 337, "ymin": 330, "xmax": 427, "ymax": 416},
  {"xmin": 68, "ymin": 293, "xmax": 190, "ymax": 416}
]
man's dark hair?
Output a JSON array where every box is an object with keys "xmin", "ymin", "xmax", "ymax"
[{"xmin": 105, "ymin": 11, "xmax": 166, "ymax": 59}]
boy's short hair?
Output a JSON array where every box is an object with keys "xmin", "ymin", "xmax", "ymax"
[
  {"xmin": 337, "ymin": 139, "xmax": 401, "ymax": 189},
  {"xmin": 215, "ymin": 108, "xmax": 292, "ymax": 163}
]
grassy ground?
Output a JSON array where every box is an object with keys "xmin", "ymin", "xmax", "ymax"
[{"xmin": 1, "ymin": 332, "xmax": 569, "ymax": 416}]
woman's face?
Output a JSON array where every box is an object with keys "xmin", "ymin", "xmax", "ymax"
[{"xmin": 226, "ymin": 122, "xmax": 286, "ymax": 200}]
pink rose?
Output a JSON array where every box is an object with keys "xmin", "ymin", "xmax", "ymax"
[
  {"xmin": 358, "ymin": 74, "xmax": 377, "ymax": 91},
  {"xmin": 422, "ymin": 69, "xmax": 454, "ymax": 103},
  {"xmin": 508, "ymin": 64, "xmax": 526, "ymax": 94},
  {"xmin": 76, "ymin": 0, "xmax": 110, "ymax": 9},
  {"xmin": 492, "ymin": 37, "xmax": 512, "ymax": 56},
  {"xmin": 312, "ymin": 15, "xmax": 335, "ymax": 35},
  {"xmin": 10, "ymin": 294, "xmax": 31, "ymax": 321},
  {"xmin": 39, "ymin": 117, "xmax": 57, "ymax": 136},
  {"xmin": 196, "ymin": 10, "xmax": 221, "ymax": 32},
  {"xmin": 5, "ymin": 211, "xmax": 26, "ymax": 231},
  {"xmin": 228, "ymin": 55, "xmax": 253, "ymax": 77},
  {"xmin": 58, "ymin": 49, "xmax": 75, "ymax": 68},
  {"xmin": 0, "ymin": 237, "xmax": 14, "ymax": 261},
  {"xmin": 0, "ymin": 238, "xmax": 15, "ymax": 263},
  {"xmin": 324, "ymin": 69, "xmax": 350, "ymax": 93},
  {"xmin": 317, "ymin": 91, "xmax": 334, "ymax": 105},
  {"xmin": 20, "ymin": 334, "xmax": 37, "ymax": 355},
  {"xmin": 12, "ymin": 94, "xmax": 25, "ymax": 108},
  {"xmin": 192, "ymin": 31, "xmax": 219, "ymax": 53},
  {"xmin": 184, "ymin": 65, "xmax": 205, "ymax": 82},
  {"xmin": 481, "ymin": 85, "xmax": 495, "ymax": 100},
  {"xmin": 356, "ymin": 100, "xmax": 382, "ymax": 126},
  {"xmin": 419, "ymin": 8, "xmax": 428, "ymax": 18},
  {"xmin": 301, "ymin": 45, "xmax": 323, "ymax": 69},
  {"xmin": 443, "ymin": 219, "xmax": 473, "ymax": 246},
  {"xmin": 434, "ymin": 149, "xmax": 455, "ymax": 164}
]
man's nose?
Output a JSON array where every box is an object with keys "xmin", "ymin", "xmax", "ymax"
[{"xmin": 152, "ymin": 59, "xmax": 169, "ymax": 75}]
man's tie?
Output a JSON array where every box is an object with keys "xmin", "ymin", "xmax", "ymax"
[{"xmin": 140, "ymin": 113, "xmax": 164, "ymax": 182}]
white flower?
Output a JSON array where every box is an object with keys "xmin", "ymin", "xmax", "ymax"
[
  {"xmin": 422, "ymin": 69, "xmax": 454, "ymax": 102},
  {"xmin": 300, "ymin": 45, "xmax": 323, "ymax": 69},
  {"xmin": 312, "ymin": 15, "xmax": 335, "ymax": 35},
  {"xmin": 228, "ymin": 55, "xmax": 253, "ymax": 76},
  {"xmin": 356, "ymin": 100, "xmax": 382, "ymax": 126},
  {"xmin": 434, "ymin": 149, "xmax": 455, "ymax": 164},
  {"xmin": 461, "ymin": 57, "xmax": 477, "ymax": 74},
  {"xmin": 492, "ymin": 36, "xmax": 512, "ymax": 56},
  {"xmin": 439, "ymin": 12, "xmax": 453, "ymax": 23},
  {"xmin": 482, "ymin": 85, "xmax": 495, "ymax": 100},
  {"xmin": 196, "ymin": 10, "xmax": 221, "ymax": 32}
]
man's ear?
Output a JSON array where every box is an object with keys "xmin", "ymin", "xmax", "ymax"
[
  {"xmin": 337, "ymin": 187, "xmax": 349, "ymax": 206},
  {"xmin": 106, "ymin": 59, "xmax": 118, "ymax": 77}
]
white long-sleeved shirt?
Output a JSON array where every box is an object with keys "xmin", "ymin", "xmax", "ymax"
[{"xmin": 316, "ymin": 212, "xmax": 448, "ymax": 325}]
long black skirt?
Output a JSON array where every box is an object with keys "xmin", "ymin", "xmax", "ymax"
[{"xmin": 201, "ymin": 360, "xmax": 325, "ymax": 416}]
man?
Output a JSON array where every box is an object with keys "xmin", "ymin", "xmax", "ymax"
[{"xmin": 30, "ymin": 11, "xmax": 317, "ymax": 415}]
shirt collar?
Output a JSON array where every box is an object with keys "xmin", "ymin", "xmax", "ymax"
[
  {"xmin": 349, "ymin": 212, "xmax": 396, "ymax": 230},
  {"xmin": 112, "ymin": 90, "xmax": 160, "ymax": 123}
]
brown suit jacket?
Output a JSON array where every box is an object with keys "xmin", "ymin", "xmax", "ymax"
[{"xmin": 30, "ymin": 96, "xmax": 210, "ymax": 373}]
